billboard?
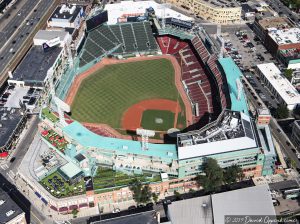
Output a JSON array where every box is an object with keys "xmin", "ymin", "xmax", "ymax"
[
  {"xmin": 165, "ymin": 18, "xmax": 194, "ymax": 30},
  {"xmin": 86, "ymin": 10, "xmax": 108, "ymax": 32},
  {"xmin": 42, "ymin": 37, "xmax": 60, "ymax": 52}
]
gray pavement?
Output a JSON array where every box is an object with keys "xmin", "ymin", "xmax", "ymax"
[
  {"xmin": 0, "ymin": 115, "xmax": 49, "ymax": 224},
  {"xmin": 223, "ymin": 25, "xmax": 274, "ymax": 70}
]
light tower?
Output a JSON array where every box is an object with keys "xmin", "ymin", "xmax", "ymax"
[
  {"xmin": 49, "ymin": 72, "xmax": 70, "ymax": 127},
  {"xmin": 236, "ymin": 78, "xmax": 243, "ymax": 101},
  {"xmin": 217, "ymin": 24, "xmax": 224, "ymax": 59},
  {"xmin": 136, "ymin": 128, "xmax": 155, "ymax": 150},
  {"xmin": 65, "ymin": 34, "xmax": 73, "ymax": 68}
]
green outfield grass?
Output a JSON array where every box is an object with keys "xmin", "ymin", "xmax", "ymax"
[
  {"xmin": 71, "ymin": 59, "xmax": 186, "ymax": 129},
  {"xmin": 141, "ymin": 110, "xmax": 175, "ymax": 131}
]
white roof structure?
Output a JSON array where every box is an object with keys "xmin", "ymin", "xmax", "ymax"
[
  {"xmin": 268, "ymin": 27, "xmax": 300, "ymax": 45},
  {"xmin": 257, "ymin": 63, "xmax": 300, "ymax": 110},
  {"xmin": 168, "ymin": 195, "xmax": 213, "ymax": 224},
  {"xmin": 177, "ymin": 111, "xmax": 258, "ymax": 160},
  {"xmin": 212, "ymin": 185, "xmax": 277, "ymax": 224},
  {"xmin": 104, "ymin": 0, "xmax": 193, "ymax": 25},
  {"xmin": 33, "ymin": 30, "xmax": 69, "ymax": 47}
]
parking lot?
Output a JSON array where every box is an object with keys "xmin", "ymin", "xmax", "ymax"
[{"xmin": 223, "ymin": 26, "xmax": 275, "ymax": 71}]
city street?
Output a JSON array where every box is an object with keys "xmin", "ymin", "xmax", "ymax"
[{"xmin": 0, "ymin": 115, "xmax": 50, "ymax": 224}]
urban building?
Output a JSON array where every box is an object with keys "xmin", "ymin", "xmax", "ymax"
[
  {"xmin": 165, "ymin": 0, "xmax": 241, "ymax": 24},
  {"xmin": 266, "ymin": 27, "xmax": 300, "ymax": 56},
  {"xmin": 253, "ymin": 16, "xmax": 293, "ymax": 44},
  {"xmin": 47, "ymin": 4, "xmax": 84, "ymax": 29},
  {"xmin": 291, "ymin": 69, "xmax": 300, "ymax": 87},
  {"xmin": 0, "ymin": 107, "xmax": 27, "ymax": 158},
  {"xmin": 256, "ymin": 63, "xmax": 300, "ymax": 110},
  {"xmin": 291, "ymin": 120, "xmax": 300, "ymax": 150},
  {"xmin": 0, "ymin": 188, "xmax": 27, "ymax": 224},
  {"xmin": 167, "ymin": 185, "xmax": 276, "ymax": 224},
  {"xmin": 103, "ymin": 0, "xmax": 193, "ymax": 25}
]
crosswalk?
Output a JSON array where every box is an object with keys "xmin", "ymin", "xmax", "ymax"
[
  {"xmin": 0, "ymin": 164, "xmax": 9, "ymax": 170},
  {"xmin": 6, "ymin": 170, "xmax": 16, "ymax": 181}
]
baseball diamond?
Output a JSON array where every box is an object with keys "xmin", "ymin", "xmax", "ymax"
[{"xmin": 67, "ymin": 56, "xmax": 191, "ymax": 132}]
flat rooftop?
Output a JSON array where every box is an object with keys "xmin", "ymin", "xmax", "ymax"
[
  {"xmin": 59, "ymin": 162, "xmax": 82, "ymax": 178},
  {"xmin": 34, "ymin": 30, "xmax": 69, "ymax": 42},
  {"xmin": 104, "ymin": 0, "xmax": 193, "ymax": 25},
  {"xmin": 204, "ymin": 0, "xmax": 240, "ymax": 8},
  {"xmin": 177, "ymin": 110, "xmax": 258, "ymax": 160},
  {"xmin": 212, "ymin": 185, "xmax": 276, "ymax": 223},
  {"xmin": 50, "ymin": 4, "xmax": 82, "ymax": 23},
  {"xmin": 268, "ymin": 27, "xmax": 300, "ymax": 45},
  {"xmin": 167, "ymin": 185, "xmax": 276, "ymax": 224},
  {"xmin": 258, "ymin": 17, "xmax": 293, "ymax": 30},
  {"xmin": 168, "ymin": 195, "xmax": 212, "ymax": 224},
  {"xmin": 257, "ymin": 63, "xmax": 300, "ymax": 106},
  {"xmin": 11, "ymin": 46, "xmax": 62, "ymax": 86},
  {"xmin": 0, "ymin": 188, "xmax": 24, "ymax": 223},
  {"xmin": 0, "ymin": 107, "xmax": 24, "ymax": 148},
  {"xmin": 92, "ymin": 211, "xmax": 158, "ymax": 224}
]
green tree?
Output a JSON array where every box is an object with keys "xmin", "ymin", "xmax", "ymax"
[
  {"xmin": 71, "ymin": 209, "xmax": 79, "ymax": 218},
  {"xmin": 152, "ymin": 192, "xmax": 159, "ymax": 203},
  {"xmin": 130, "ymin": 179, "xmax": 152, "ymax": 204},
  {"xmin": 196, "ymin": 158, "xmax": 224, "ymax": 193},
  {"xmin": 223, "ymin": 165, "xmax": 244, "ymax": 184},
  {"xmin": 275, "ymin": 104, "xmax": 289, "ymax": 119},
  {"xmin": 174, "ymin": 190, "xmax": 182, "ymax": 200},
  {"xmin": 291, "ymin": 159, "xmax": 297, "ymax": 169},
  {"xmin": 284, "ymin": 69, "xmax": 293, "ymax": 81}
]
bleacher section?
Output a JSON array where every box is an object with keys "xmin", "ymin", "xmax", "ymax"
[
  {"xmin": 157, "ymin": 35, "xmax": 214, "ymax": 126},
  {"xmin": 157, "ymin": 33, "xmax": 229, "ymax": 127},
  {"xmin": 79, "ymin": 21, "xmax": 159, "ymax": 67},
  {"xmin": 206, "ymin": 54, "xmax": 228, "ymax": 110}
]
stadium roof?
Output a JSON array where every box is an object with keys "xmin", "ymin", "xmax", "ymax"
[
  {"xmin": 212, "ymin": 185, "xmax": 276, "ymax": 223},
  {"xmin": 0, "ymin": 188, "xmax": 25, "ymax": 223},
  {"xmin": 62, "ymin": 121, "xmax": 177, "ymax": 162},
  {"xmin": 256, "ymin": 63, "xmax": 300, "ymax": 108},
  {"xmin": 177, "ymin": 111, "xmax": 258, "ymax": 160},
  {"xmin": 0, "ymin": 108, "xmax": 24, "ymax": 148},
  {"xmin": 11, "ymin": 46, "xmax": 62, "ymax": 87},
  {"xmin": 59, "ymin": 162, "xmax": 83, "ymax": 178},
  {"xmin": 104, "ymin": 0, "xmax": 193, "ymax": 25},
  {"xmin": 218, "ymin": 57, "xmax": 249, "ymax": 115},
  {"xmin": 168, "ymin": 195, "xmax": 213, "ymax": 224}
]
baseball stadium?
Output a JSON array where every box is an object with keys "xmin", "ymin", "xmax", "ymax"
[{"xmin": 38, "ymin": 3, "xmax": 278, "ymax": 199}]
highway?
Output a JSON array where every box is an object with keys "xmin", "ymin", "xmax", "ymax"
[
  {"xmin": 0, "ymin": 0, "xmax": 57, "ymax": 86},
  {"xmin": 0, "ymin": 115, "xmax": 52, "ymax": 224}
]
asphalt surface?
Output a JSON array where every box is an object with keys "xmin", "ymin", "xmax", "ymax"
[
  {"xmin": 243, "ymin": 72, "xmax": 279, "ymax": 110},
  {"xmin": 264, "ymin": 0, "xmax": 300, "ymax": 24},
  {"xmin": 0, "ymin": 115, "xmax": 50, "ymax": 224},
  {"xmin": 0, "ymin": 0, "xmax": 54, "ymax": 83}
]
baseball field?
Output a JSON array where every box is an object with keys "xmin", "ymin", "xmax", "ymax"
[{"xmin": 70, "ymin": 57, "xmax": 188, "ymax": 132}]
